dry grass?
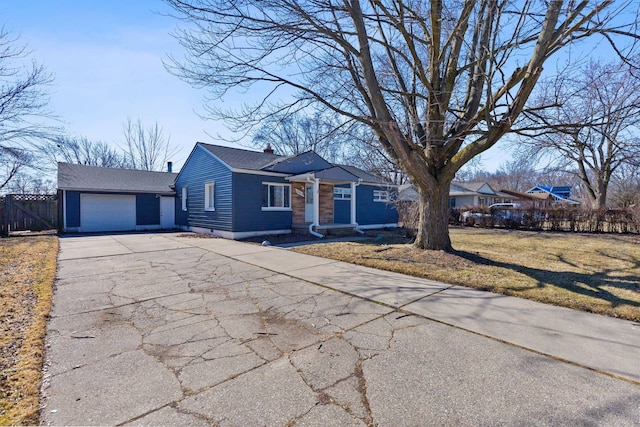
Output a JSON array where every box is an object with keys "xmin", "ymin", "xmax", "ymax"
[
  {"xmin": 292, "ymin": 227, "xmax": 640, "ymax": 322},
  {"xmin": 0, "ymin": 235, "xmax": 58, "ymax": 426}
]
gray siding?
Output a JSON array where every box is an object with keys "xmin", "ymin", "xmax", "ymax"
[
  {"xmin": 174, "ymin": 145, "xmax": 233, "ymax": 231},
  {"xmin": 453, "ymin": 195, "xmax": 475, "ymax": 207},
  {"xmin": 233, "ymin": 173, "xmax": 292, "ymax": 232}
]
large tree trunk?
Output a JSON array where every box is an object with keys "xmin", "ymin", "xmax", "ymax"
[
  {"xmin": 585, "ymin": 173, "xmax": 609, "ymax": 210},
  {"xmin": 592, "ymin": 184, "xmax": 608, "ymax": 210},
  {"xmin": 414, "ymin": 179, "xmax": 452, "ymax": 251}
]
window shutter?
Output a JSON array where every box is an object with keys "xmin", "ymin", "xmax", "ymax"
[{"xmin": 261, "ymin": 184, "xmax": 268, "ymax": 207}]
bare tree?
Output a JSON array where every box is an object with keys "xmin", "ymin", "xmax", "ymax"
[
  {"xmin": 493, "ymin": 153, "xmax": 540, "ymax": 192},
  {"xmin": 5, "ymin": 171, "xmax": 55, "ymax": 194},
  {"xmin": 39, "ymin": 136, "xmax": 128, "ymax": 169},
  {"xmin": 455, "ymin": 156, "xmax": 489, "ymax": 183},
  {"xmin": 0, "ymin": 27, "xmax": 54, "ymax": 144},
  {"xmin": 0, "ymin": 146, "xmax": 33, "ymax": 191},
  {"xmin": 609, "ymin": 163, "xmax": 640, "ymax": 208},
  {"xmin": 122, "ymin": 118, "xmax": 177, "ymax": 171},
  {"xmin": 519, "ymin": 59, "xmax": 640, "ymax": 209},
  {"xmin": 251, "ymin": 110, "xmax": 350, "ymax": 161},
  {"xmin": 0, "ymin": 27, "xmax": 58, "ymax": 191},
  {"xmin": 165, "ymin": 0, "xmax": 638, "ymax": 250}
]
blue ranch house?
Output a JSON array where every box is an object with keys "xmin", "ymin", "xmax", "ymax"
[
  {"xmin": 174, "ymin": 143, "xmax": 398, "ymax": 239},
  {"xmin": 58, "ymin": 143, "xmax": 398, "ymax": 238}
]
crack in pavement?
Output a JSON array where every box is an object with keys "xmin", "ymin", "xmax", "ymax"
[{"xmin": 43, "ymin": 237, "xmax": 640, "ymax": 426}]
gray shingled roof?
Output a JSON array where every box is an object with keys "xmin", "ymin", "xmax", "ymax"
[
  {"xmin": 198, "ymin": 142, "xmax": 286, "ymax": 170},
  {"xmin": 198, "ymin": 142, "xmax": 393, "ymax": 185},
  {"xmin": 337, "ymin": 164, "xmax": 389, "ymax": 185},
  {"xmin": 57, "ymin": 162, "xmax": 177, "ymax": 194},
  {"xmin": 456, "ymin": 181, "xmax": 496, "ymax": 194}
]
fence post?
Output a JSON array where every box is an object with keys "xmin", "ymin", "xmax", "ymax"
[{"xmin": 2, "ymin": 195, "xmax": 11, "ymax": 237}]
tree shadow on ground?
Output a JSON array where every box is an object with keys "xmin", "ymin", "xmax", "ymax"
[{"xmin": 453, "ymin": 250, "xmax": 640, "ymax": 310}]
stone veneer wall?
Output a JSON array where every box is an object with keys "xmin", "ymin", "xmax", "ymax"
[
  {"xmin": 319, "ymin": 184, "xmax": 334, "ymax": 224},
  {"xmin": 290, "ymin": 182, "xmax": 334, "ymax": 225},
  {"xmin": 291, "ymin": 182, "xmax": 306, "ymax": 224}
]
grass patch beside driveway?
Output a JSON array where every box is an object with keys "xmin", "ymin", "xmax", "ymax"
[
  {"xmin": 0, "ymin": 235, "xmax": 58, "ymax": 426},
  {"xmin": 291, "ymin": 228, "xmax": 640, "ymax": 322}
]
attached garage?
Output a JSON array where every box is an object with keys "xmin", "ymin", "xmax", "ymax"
[
  {"xmin": 80, "ymin": 194, "xmax": 136, "ymax": 232},
  {"xmin": 58, "ymin": 162, "xmax": 178, "ymax": 233}
]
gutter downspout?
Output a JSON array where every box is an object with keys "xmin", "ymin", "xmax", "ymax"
[
  {"xmin": 352, "ymin": 179, "xmax": 364, "ymax": 234},
  {"xmin": 308, "ymin": 223, "xmax": 323, "ymax": 238},
  {"xmin": 307, "ymin": 176, "xmax": 323, "ymax": 238}
]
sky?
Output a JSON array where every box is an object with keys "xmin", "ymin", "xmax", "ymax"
[
  {"xmin": 1, "ymin": 1, "xmax": 624, "ymax": 176},
  {"xmin": 1, "ymin": 0, "xmax": 225, "ymax": 171},
  {"xmin": 0, "ymin": 0, "xmax": 517, "ymax": 174}
]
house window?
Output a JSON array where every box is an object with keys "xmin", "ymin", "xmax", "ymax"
[
  {"xmin": 204, "ymin": 182, "xmax": 215, "ymax": 211},
  {"xmin": 373, "ymin": 190, "xmax": 389, "ymax": 202},
  {"xmin": 450, "ymin": 198, "xmax": 456, "ymax": 208},
  {"xmin": 181, "ymin": 187, "xmax": 188, "ymax": 211},
  {"xmin": 262, "ymin": 183, "xmax": 291, "ymax": 210},
  {"xmin": 334, "ymin": 188, "xmax": 351, "ymax": 200}
]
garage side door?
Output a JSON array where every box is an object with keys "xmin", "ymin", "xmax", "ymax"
[{"xmin": 80, "ymin": 194, "xmax": 136, "ymax": 232}]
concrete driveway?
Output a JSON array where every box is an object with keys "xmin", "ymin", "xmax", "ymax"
[{"xmin": 42, "ymin": 233, "xmax": 640, "ymax": 426}]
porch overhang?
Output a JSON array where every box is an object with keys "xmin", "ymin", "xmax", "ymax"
[{"xmin": 285, "ymin": 166, "xmax": 360, "ymax": 184}]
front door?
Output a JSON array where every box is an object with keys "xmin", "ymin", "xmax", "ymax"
[{"xmin": 305, "ymin": 184, "xmax": 314, "ymax": 222}]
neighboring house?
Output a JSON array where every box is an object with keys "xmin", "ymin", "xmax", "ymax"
[
  {"xmin": 525, "ymin": 185, "xmax": 580, "ymax": 205},
  {"xmin": 399, "ymin": 181, "xmax": 514, "ymax": 208},
  {"xmin": 58, "ymin": 162, "xmax": 178, "ymax": 233},
  {"xmin": 173, "ymin": 143, "xmax": 398, "ymax": 239},
  {"xmin": 449, "ymin": 181, "xmax": 515, "ymax": 208},
  {"xmin": 499, "ymin": 185, "xmax": 580, "ymax": 208}
]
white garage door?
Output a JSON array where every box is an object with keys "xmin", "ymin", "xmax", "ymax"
[{"xmin": 81, "ymin": 194, "xmax": 136, "ymax": 232}]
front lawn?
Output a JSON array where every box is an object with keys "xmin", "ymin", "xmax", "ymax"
[
  {"xmin": 292, "ymin": 227, "xmax": 640, "ymax": 322},
  {"xmin": 0, "ymin": 235, "xmax": 58, "ymax": 426}
]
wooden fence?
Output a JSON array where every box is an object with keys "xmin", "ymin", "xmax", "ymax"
[{"xmin": 0, "ymin": 194, "xmax": 58, "ymax": 237}]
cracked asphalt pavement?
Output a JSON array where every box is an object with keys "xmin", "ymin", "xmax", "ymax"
[{"xmin": 41, "ymin": 233, "xmax": 640, "ymax": 426}]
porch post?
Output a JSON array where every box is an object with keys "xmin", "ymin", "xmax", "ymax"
[
  {"xmin": 350, "ymin": 182, "xmax": 357, "ymax": 225},
  {"xmin": 313, "ymin": 178, "xmax": 320, "ymax": 226}
]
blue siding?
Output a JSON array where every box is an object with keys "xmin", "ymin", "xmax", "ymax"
[
  {"xmin": 333, "ymin": 184, "xmax": 351, "ymax": 223},
  {"xmin": 175, "ymin": 193, "xmax": 188, "ymax": 226},
  {"xmin": 233, "ymin": 173, "xmax": 292, "ymax": 232},
  {"xmin": 333, "ymin": 184, "xmax": 398, "ymax": 225},
  {"xmin": 65, "ymin": 191, "xmax": 81, "ymax": 227},
  {"xmin": 174, "ymin": 143, "xmax": 397, "ymax": 234},
  {"xmin": 356, "ymin": 185, "xmax": 398, "ymax": 225},
  {"xmin": 136, "ymin": 194, "xmax": 160, "ymax": 225},
  {"xmin": 334, "ymin": 200, "xmax": 351, "ymax": 223},
  {"xmin": 174, "ymin": 145, "xmax": 233, "ymax": 231}
]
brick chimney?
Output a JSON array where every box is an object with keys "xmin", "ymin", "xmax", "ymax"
[{"xmin": 263, "ymin": 144, "xmax": 274, "ymax": 154}]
